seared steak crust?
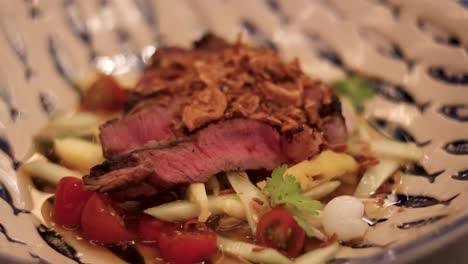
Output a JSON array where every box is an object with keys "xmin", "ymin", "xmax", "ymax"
[{"xmin": 139, "ymin": 36, "xmax": 344, "ymax": 135}]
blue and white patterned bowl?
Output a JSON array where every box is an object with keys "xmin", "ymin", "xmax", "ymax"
[{"xmin": 0, "ymin": 0, "xmax": 467, "ymax": 263}]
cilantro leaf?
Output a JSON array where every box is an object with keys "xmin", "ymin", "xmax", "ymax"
[
  {"xmin": 333, "ymin": 76, "xmax": 374, "ymax": 112},
  {"xmin": 270, "ymin": 164, "xmax": 288, "ymax": 181},
  {"xmin": 293, "ymin": 216, "xmax": 315, "ymax": 237},
  {"xmin": 265, "ymin": 165, "xmax": 323, "ymax": 215}
]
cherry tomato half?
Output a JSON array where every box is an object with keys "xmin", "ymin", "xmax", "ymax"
[
  {"xmin": 137, "ymin": 215, "xmax": 165, "ymax": 246},
  {"xmin": 81, "ymin": 74, "xmax": 126, "ymax": 112},
  {"xmin": 158, "ymin": 228, "xmax": 217, "ymax": 264},
  {"xmin": 54, "ymin": 177, "xmax": 93, "ymax": 228},
  {"xmin": 256, "ymin": 207, "xmax": 305, "ymax": 258},
  {"xmin": 80, "ymin": 193, "xmax": 135, "ymax": 244}
]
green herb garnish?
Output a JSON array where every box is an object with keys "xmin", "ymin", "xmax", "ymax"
[
  {"xmin": 293, "ymin": 215, "xmax": 315, "ymax": 238},
  {"xmin": 333, "ymin": 75, "xmax": 374, "ymax": 112},
  {"xmin": 265, "ymin": 165, "xmax": 323, "ymax": 215}
]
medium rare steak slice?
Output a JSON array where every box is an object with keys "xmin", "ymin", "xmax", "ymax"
[
  {"xmin": 281, "ymin": 125, "xmax": 322, "ymax": 163},
  {"xmin": 84, "ymin": 119, "xmax": 287, "ymax": 193},
  {"xmin": 89, "ymin": 34, "xmax": 349, "ymax": 199},
  {"xmin": 323, "ymin": 115, "xmax": 347, "ymax": 146},
  {"xmin": 99, "ymin": 106, "xmax": 176, "ymax": 158}
]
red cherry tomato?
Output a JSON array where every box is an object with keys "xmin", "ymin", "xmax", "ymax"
[
  {"xmin": 137, "ymin": 215, "xmax": 165, "ymax": 246},
  {"xmin": 54, "ymin": 177, "xmax": 93, "ymax": 228},
  {"xmin": 256, "ymin": 207, "xmax": 305, "ymax": 258},
  {"xmin": 158, "ymin": 228, "xmax": 217, "ymax": 264},
  {"xmin": 80, "ymin": 193, "xmax": 135, "ymax": 244},
  {"xmin": 81, "ymin": 74, "xmax": 126, "ymax": 112}
]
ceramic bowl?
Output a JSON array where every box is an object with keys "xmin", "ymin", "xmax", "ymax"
[{"xmin": 0, "ymin": 0, "xmax": 467, "ymax": 263}]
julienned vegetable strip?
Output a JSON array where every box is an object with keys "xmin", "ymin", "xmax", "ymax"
[
  {"xmin": 187, "ymin": 182, "xmax": 211, "ymax": 222},
  {"xmin": 50, "ymin": 111, "xmax": 103, "ymax": 132},
  {"xmin": 357, "ymin": 119, "xmax": 372, "ymax": 140},
  {"xmin": 226, "ymin": 171, "xmax": 270, "ymax": 234},
  {"xmin": 302, "ymin": 181, "xmax": 341, "ymax": 200},
  {"xmin": 217, "ymin": 236, "xmax": 293, "ymax": 264},
  {"xmin": 354, "ymin": 159, "xmax": 400, "ymax": 198},
  {"xmin": 348, "ymin": 139, "xmax": 423, "ymax": 162},
  {"xmin": 294, "ymin": 242, "xmax": 340, "ymax": 264},
  {"xmin": 21, "ymin": 158, "xmax": 81, "ymax": 184},
  {"xmin": 370, "ymin": 140, "xmax": 423, "ymax": 161},
  {"xmin": 206, "ymin": 176, "xmax": 220, "ymax": 196},
  {"xmin": 54, "ymin": 137, "xmax": 104, "ymax": 172},
  {"xmin": 144, "ymin": 194, "xmax": 245, "ymax": 221}
]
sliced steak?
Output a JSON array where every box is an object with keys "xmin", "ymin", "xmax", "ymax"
[
  {"xmin": 84, "ymin": 119, "xmax": 287, "ymax": 193},
  {"xmin": 323, "ymin": 115, "xmax": 347, "ymax": 146},
  {"xmin": 90, "ymin": 34, "xmax": 349, "ymax": 199},
  {"xmin": 130, "ymin": 36, "xmax": 347, "ymax": 137},
  {"xmin": 99, "ymin": 106, "xmax": 176, "ymax": 158},
  {"xmin": 108, "ymin": 182, "xmax": 158, "ymax": 202},
  {"xmin": 281, "ymin": 125, "xmax": 323, "ymax": 163},
  {"xmin": 319, "ymin": 93, "xmax": 348, "ymax": 146}
]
